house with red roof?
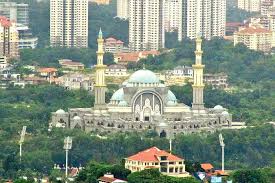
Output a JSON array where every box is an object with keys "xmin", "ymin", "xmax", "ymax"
[
  {"xmin": 98, "ymin": 173, "xmax": 127, "ymax": 183},
  {"xmin": 104, "ymin": 37, "xmax": 129, "ymax": 53},
  {"xmin": 114, "ymin": 50, "xmax": 160, "ymax": 65},
  {"xmin": 125, "ymin": 147, "xmax": 189, "ymax": 177},
  {"xmin": 37, "ymin": 67, "xmax": 58, "ymax": 83},
  {"xmin": 59, "ymin": 59, "xmax": 85, "ymax": 70}
]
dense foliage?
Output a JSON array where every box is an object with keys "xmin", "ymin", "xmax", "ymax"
[
  {"xmin": 19, "ymin": 47, "xmax": 114, "ymax": 67},
  {"xmin": 231, "ymin": 168, "xmax": 275, "ymax": 183},
  {"xmin": 127, "ymin": 169, "xmax": 199, "ymax": 183},
  {"xmin": 76, "ymin": 162, "xmax": 130, "ymax": 183}
]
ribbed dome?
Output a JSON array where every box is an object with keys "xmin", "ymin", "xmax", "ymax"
[
  {"xmin": 167, "ymin": 90, "xmax": 177, "ymax": 102},
  {"xmin": 128, "ymin": 69, "xmax": 160, "ymax": 84},
  {"xmin": 111, "ymin": 88, "xmax": 124, "ymax": 101}
]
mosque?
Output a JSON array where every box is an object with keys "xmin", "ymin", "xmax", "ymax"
[{"xmin": 50, "ymin": 30, "xmax": 232, "ymax": 138}]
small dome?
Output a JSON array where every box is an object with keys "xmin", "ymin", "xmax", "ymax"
[
  {"xmin": 73, "ymin": 116, "xmax": 81, "ymax": 121},
  {"xmin": 214, "ymin": 105, "xmax": 223, "ymax": 110},
  {"xmin": 56, "ymin": 109, "xmax": 65, "ymax": 114},
  {"xmin": 222, "ymin": 111, "xmax": 229, "ymax": 116},
  {"xmin": 118, "ymin": 101, "xmax": 128, "ymax": 106},
  {"xmin": 128, "ymin": 69, "xmax": 160, "ymax": 84},
  {"xmin": 111, "ymin": 88, "xmax": 124, "ymax": 101},
  {"xmin": 167, "ymin": 90, "xmax": 177, "ymax": 102}
]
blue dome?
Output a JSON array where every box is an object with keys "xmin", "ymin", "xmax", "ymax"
[
  {"xmin": 128, "ymin": 69, "xmax": 160, "ymax": 84},
  {"xmin": 111, "ymin": 88, "xmax": 124, "ymax": 101},
  {"xmin": 167, "ymin": 90, "xmax": 177, "ymax": 102}
]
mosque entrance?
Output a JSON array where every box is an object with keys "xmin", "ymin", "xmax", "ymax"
[
  {"xmin": 143, "ymin": 107, "xmax": 151, "ymax": 122},
  {"xmin": 160, "ymin": 130, "xmax": 167, "ymax": 138}
]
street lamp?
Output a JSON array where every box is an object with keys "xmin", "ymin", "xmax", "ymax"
[
  {"xmin": 63, "ymin": 136, "xmax": 72, "ymax": 179},
  {"xmin": 19, "ymin": 126, "xmax": 27, "ymax": 163},
  {"xmin": 219, "ymin": 133, "xmax": 225, "ymax": 171}
]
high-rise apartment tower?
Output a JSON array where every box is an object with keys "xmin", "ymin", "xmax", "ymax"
[
  {"xmin": 129, "ymin": 0, "xmax": 165, "ymax": 51},
  {"xmin": 50, "ymin": 0, "xmax": 88, "ymax": 48}
]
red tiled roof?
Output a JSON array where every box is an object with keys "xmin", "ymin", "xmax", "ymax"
[
  {"xmin": 127, "ymin": 147, "xmax": 183, "ymax": 162},
  {"xmin": 37, "ymin": 68, "xmax": 57, "ymax": 73},
  {"xmin": 0, "ymin": 16, "xmax": 11, "ymax": 27},
  {"xmin": 60, "ymin": 61, "xmax": 84, "ymax": 66},
  {"xmin": 201, "ymin": 163, "xmax": 214, "ymax": 171},
  {"xmin": 116, "ymin": 52, "xmax": 140, "ymax": 62},
  {"xmin": 214, "ymin": 170, "xmax": 229, "ymax": 176},
  {"xmin": 116, "ymin": 50, "xmax": 160, "ymax": 63},
  {"xmin": 237, "ymin": 27, "xmax": 272, "ymax": 34},
  {"xmin": 98, "ymin": 176, "xmax": 117, "ymax": 182}
]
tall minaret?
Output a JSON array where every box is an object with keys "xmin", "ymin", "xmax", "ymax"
[
  {"xmin": 192, "ymin": 35, "xmax": 205, "ymax": 110},
  {"xmin": 94, "ymin": 29, "xmax": 107, "ymax": 109}
]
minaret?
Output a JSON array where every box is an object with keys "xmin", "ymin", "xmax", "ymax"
[
  {"xmin": 192, "ymin": 35, "xmax": 205, "ymax": 110},
  {"xmin": 94, "ymin": 29, "xmax": 107, "ymax": 109}
]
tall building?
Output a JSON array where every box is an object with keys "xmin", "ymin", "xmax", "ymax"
[
  {"xmin": 129, "ymin": 0, "xmax": 165, "ymax": 51},
  {"xmin": 117, "ymin": 0, "xmax": 129, "ymax": 19},
  {"xmin": 16, "ymin": 4, "xmax": 29, "ymax": 26},
  {"xmin": 0, "ymin": 2, "xmax": 29, "ymax": 26},
  {"xmin": 0, "ymin": 16, "xmax": 19, "ymax": 59},
  {"xmin": 237, "ymin": 0, "xmax": 261, "ymax": 12},
  {"xmin": 50, "ymin": 0, "xmax": 88, "ymax": 48},
  {"xmin": 164, "ymin": 0, "xmax": 181, "ymax": 32},
  {"xmin": 178, "ymin": 0, "xmax": 226, "ymax": 40}
]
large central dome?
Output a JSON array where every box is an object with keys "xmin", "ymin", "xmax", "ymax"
[{"xmin": 128, "ymin": 69, "xmax": 160, "ymax": 84}]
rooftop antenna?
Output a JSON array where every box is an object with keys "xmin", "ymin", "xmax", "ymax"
[
  {"xmin": 219, "ymin": 133, "xmax": 225, "ymax": 171},
  {"xmin": 64, "ymin": 136, "xmax": 72, "ymax": 180},
  {"xmin": 19, "ymin": 126, "xmax": 27, "ymax": 163}
]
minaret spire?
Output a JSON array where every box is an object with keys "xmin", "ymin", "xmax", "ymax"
[
  {"xmin": 192, "ymin": 35, "xmax": 205, "ymax": 110},
  {"xmin": 94, "ymin": 28, "xmax": 107, "ymax": 109}
]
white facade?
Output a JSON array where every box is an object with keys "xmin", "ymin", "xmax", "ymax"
[
  {"xmin": 117, "ymin": 0, "xmax": 129, "ymax": 19},
  {"xmin": 238, "ymin": 0, "xmax": 261, "ymax": 12},
  {"xmin": 129, "ymin": 0, "xmax": 165, "ymax": 51},
  {"xmin": 50, "ymin": 0, "xmax": 88, "ymax": 48},
  {"xmin": 164, "ymin": 0, "xmax": 181, "ymax": 32},
  {"xmin": 178, "ymin": 0, "xmax": 226, "ymax": 40}
]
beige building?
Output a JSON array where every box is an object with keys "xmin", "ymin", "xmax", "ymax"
[
  {"xmin": 178, "ymin": 0, "xmax": 226, "ymax": 40},
  {"xmin": 105, "ymin": 64, "xmax": 128, "ymax": 77},
  {"xmin": 129, "ymin": 0, "xmax": 165, "ymax": 51},
  {"xmin": 238, "ymin": 0, "xmax": 261, "ymax": 12},
  {"xmin": 59, "ymin": 59, "xmax": 85, "ymax": 70},
  {"xmin": 57, "ymin": 73, "xmax": 93, "ymax": 92},
  {"xmin": 50, "ymin": 0, "xmax": 88, "ymax": 48},
  {"xmin": 0, "ymin": 16, "xmax": 19, "ymax": 60},
  {"xmin": 125, "ymin": 147, "xmax": 189, "ymax": 177},
  {"xmin": 234, "ymin": 26, "xmax": 273, "ymax": 52},
  {"xmin": 204, "ymin": 73, "xmax": 228, "ymax": 89},
  {"xmin": 117, "ymin": 0, "xmax": 129, "ymax": 19}
]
